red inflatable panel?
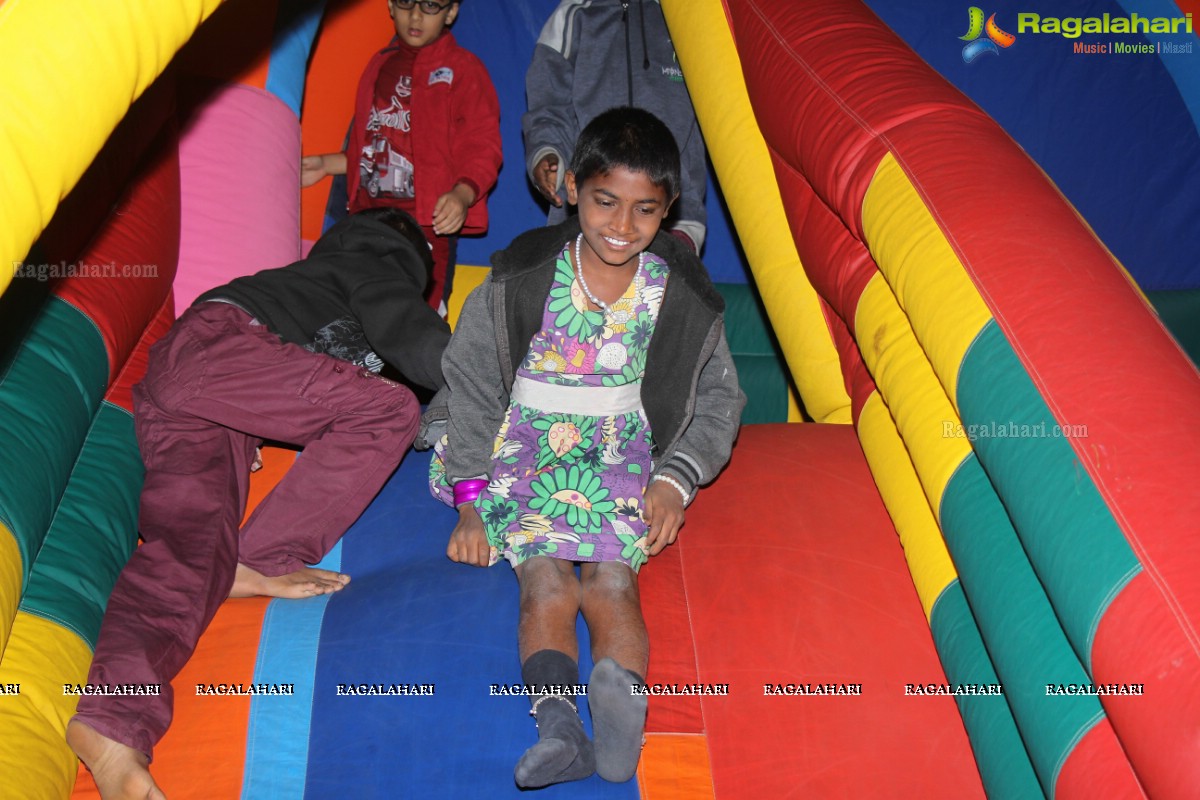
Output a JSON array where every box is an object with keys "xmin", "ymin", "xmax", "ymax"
[
  {"xmin": 1056, "ymin": 719, "xmax": 1147, "ymax": 799},
  {"xmin": 53, "ymin": 127, "xmax": 179, "ymax": 384},
  {"xmin": 39, "ymin": 79, "xmax": 176, "ymax": 271},
  {"xmin": 642, "ymin": 544, "xmax": 705, "ymax": 734},
  {"xmin": 104, "ymin": 295, "xmax": 175, "ymax": 414},
  {"xmin": 1092, "ymin": 575, "xmax": 1200, "ymax": 796},
  {"xmin": 728, "ymin": 3, "xmax": 1200, "ymax": 789},
  {"xmin": 680, "ymin": 424, "xmax": 983, "ymax": 798}
]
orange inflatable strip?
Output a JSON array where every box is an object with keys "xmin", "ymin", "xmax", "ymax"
[
  {"xmin": 71, "ymin": 595, "xmax": 270, "ymax": 800},
  {"xmin": 243, "ymin": 445, "xmax": 297, "ymax": 523},
  {"xmin": 73, "ymin": 448, "xmax": 290, "ymax": 798},
  {"xmin": 299, "ymin": 0, "xmax": 383, "ymax": 241},
  {"xmin": 638, "ymin": 733, "xmax": 715, "ymax": 799},
  {"xmin": 152, "ymin": 596, "xmax": 270, "ymax": 798}
]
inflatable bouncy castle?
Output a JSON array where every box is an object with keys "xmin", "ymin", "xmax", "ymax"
[{"xmin": 1, "ymin": 0, "xmax": 1197, "ymax": 797}]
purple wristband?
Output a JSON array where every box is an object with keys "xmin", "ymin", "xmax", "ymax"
[{"xmin": 453, "ymin": 479, "xmax": 488, "ymax": 508}]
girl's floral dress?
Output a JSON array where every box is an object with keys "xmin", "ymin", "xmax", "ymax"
[{"xmin": 430, "ymin": 243, "xmax": 668, "ymax": 571}]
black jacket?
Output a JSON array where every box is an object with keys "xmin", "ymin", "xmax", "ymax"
[{"xmin": 197, "ymin": 212, "xmax": 450, "ymax": 391}]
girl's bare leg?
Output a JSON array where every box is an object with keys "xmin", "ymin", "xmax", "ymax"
[
  {"xmin": 579, "ymin": 561, "xmax": 647, "ymax": 674},
  {"xmin": 516, "ymin": 557, "xmax": 582, "ymax": 661}
]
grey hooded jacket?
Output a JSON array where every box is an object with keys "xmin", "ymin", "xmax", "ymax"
[
  {"xmin": 523, "ymin": 0, "xmax": 708, "ymax": 250},
  {"xmin": 419, "ymin": 217, "xmax": 744, "ymax": 502}
]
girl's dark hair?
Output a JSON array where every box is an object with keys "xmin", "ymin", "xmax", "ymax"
[{"xmin": 569, "ymin": 106, "xmax": 681, "ymax": 200}]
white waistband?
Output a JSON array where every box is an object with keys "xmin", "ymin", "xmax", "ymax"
[{"xmin": 510, "ymin": 375, "xmax": 643, "ymax": 417}]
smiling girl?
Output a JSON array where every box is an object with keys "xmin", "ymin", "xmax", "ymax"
[{"xmin": 425, "ymin": 107, "xmax": 744, "ymax": 788}]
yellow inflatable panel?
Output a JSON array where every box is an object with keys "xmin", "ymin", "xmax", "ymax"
[
  {"xmin": 447, "ymin": 264, "xmax": 490, "ymax": 330},
  {"xmin": 0, "ymin": 523, "xmax": 21, "ymax": 660},
  {"xmin": 861, "ymin": 155, "xmax": 993, "ymax": 407},
  {"xmin": 0, "ymin": 611, "xmax": 94, "ymax": 799},
  {"xmin": 662, "ymin": 0, "xmax": 850, "ymax": 423},
  {"xmin": 857, "ymin": 392, "xmax": 958, "ymax": 620},
  {"xmin": 856, "ymin": 272, "xmax": 973, "ymax": 517},
  {"xmin": 0, "ymin": 0, "xmax": 226, "ymax": 297}
]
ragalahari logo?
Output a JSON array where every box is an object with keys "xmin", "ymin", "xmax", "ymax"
[{"xmin": 960, "ymin": 7, "xmax": 1016, "ymax": 62}]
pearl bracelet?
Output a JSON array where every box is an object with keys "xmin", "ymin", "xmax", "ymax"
[{"xmin": 652, "ymin": 474, "xmax": 691, "ymax": 505}]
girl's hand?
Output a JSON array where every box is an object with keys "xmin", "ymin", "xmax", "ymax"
[
  {"xmin": 432, "ymin": 184, "xmax": 475, "ymax": 235},
  {"xmin": 447, "ymin": 505, "xmax": 491, "ymax": 567},
  {"xmin": 643, "ymin": 481, "xmax": 685, "ymax": 556}
]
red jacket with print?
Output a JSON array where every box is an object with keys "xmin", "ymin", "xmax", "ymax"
[{"xmin": 347, "ymin": 32, "xmax": 502, "ymax": 235}]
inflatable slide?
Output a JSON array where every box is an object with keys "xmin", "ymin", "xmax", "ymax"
[{"xmin": 0, "ymin": 0, "xmax": 1196, "ymax": 797}]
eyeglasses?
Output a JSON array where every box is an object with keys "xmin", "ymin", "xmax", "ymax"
[{"xmin": 391, "ymin": 0, "xmax": 454, "ymax": 14}]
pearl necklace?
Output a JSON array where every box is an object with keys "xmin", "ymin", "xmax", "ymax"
[{"xmin": 574, "ymin": 233, "xmax": 642, "ymax": 314}]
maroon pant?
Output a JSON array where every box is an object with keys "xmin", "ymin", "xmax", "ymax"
[{"xmin": 74, "ymin": 301, "xmax": 418, "ymax": 757}]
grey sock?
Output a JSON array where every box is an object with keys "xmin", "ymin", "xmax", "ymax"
[
  {"xmin": 513, "ymin": 650, "xmax": 595, "ymax": 788},
  {"xmin": 588, "ymin": 657, "xmax": 647, "ymax": 782}
]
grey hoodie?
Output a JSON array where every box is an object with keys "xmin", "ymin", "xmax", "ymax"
[{"xmin": 522, "ymin": 0, "xmax": 708, "ymax": 250}]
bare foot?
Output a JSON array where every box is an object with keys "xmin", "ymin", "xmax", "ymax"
[
  {"xmin": 229, "ymin": 562, "xmax": 350, "ymax": 599},
  {"xmin": 67, "ymin": 718, "xmax": 166, "ymax": 800}
]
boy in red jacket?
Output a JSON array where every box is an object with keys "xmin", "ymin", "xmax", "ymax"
[{"xmin": 303, "ymin": 0, "xmax": 502, "ymax": 309}]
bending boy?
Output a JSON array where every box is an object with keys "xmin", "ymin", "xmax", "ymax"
[{"xmin": 68, "ymin": 208, "xmax": 450, "ymax": 799}]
